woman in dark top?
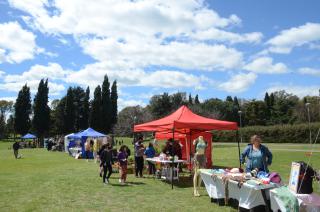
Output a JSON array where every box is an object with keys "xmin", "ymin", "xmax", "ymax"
[
  {"xmin": 100, "ymin": 143, "xmax": 113, "ymax": 184},
  {"xmin": 118, "ymin": 145, "xmax": 128, "ymax": 185}
]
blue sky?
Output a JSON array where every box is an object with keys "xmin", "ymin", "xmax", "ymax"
[{"xmin": 0, "ymin": 0, "xmax": 319, "ymax": 109}]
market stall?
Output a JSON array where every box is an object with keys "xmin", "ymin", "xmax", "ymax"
[
  {"xmin": 134, "ymin": 105, "xmax": 238, "ymax": 189},
  {"xmin": 21, "ymin": 133, "xmax": 37, "ymax": 148},
  {"xmin": 67, "ymin": 128, "xmax": 107, "ymax": 158}
]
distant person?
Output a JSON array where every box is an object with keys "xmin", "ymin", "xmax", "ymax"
[
  {"xmin": 240, "ymin": 135, "xmax": 273, "ymax": 173},
  {"xmin": 98, "ymin": 144, "xmax": 107, "ymax": 177},
  {"xmin": 144, "ymin": 143, "xmax": 156, "ymax": 175},
  {"xmin": 118, "ymin": 145, "xmax": 128, "ymax": 185},
  {"xmin": 93, "ymin": 139, "xmax": 99, "ymax": 163},
  {"xmin": 100, "ymin": 143, "xmax": 113, "ymax": 184},
  {"xmin": 134, "ymin": 137, "xmax": 145, "ymax": 177},
  {"xmin": 85, "ymin": 140, "xmax": 92, "ymax": 162},
  {"xmin": 12, "ymin": 141, "xmax": 20, "ymax": 159}
]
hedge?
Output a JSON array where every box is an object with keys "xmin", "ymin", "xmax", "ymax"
[{"xmin": 212, "ymin": 122, "xmax": 320, "ymax": 143}]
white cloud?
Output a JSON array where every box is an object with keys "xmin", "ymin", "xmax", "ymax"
[
  {"xmin": 65, "ymin": 62, "xmax": 208, "ymax": 90},
  {"xmin": 0, "ymin": 70, "xmax": 5, "ymax": 78},
  {"xmin": 80, "ymin": 38, "xmax": 243, "ymax": 71},
  {"xmin": 298, "ymin": 67, "xmax": 320, "ymax": 77},
  {"xmin": 118, "ymin": 98, "xmax": 147, "ymax": 111},
  {"xmin": 0, "ymin": 96, "xmax": 16, "ymax": 102},
  {"xmin": 266, "ymin": 85, "xmax": 320, "ymax": 98},
  {"xmin": 9, "ymin": 0, "xmax": 249, "ymax": 72},
  {"xmin": 267, "ymin": 22, "xmax": 320, "ymax": 54},
  {"xmin": 244, "ymin": 57, "xmax": 288, "ymax": 74},
  {"xmin": 9, "ymin": 0, "xmax": 241, "ymax": 37},
  {"xmin": 217, "ymin": 72, "xmax": 257, "ymax": 93},
  {"xmin": 191, "ymin": 28, "xmax": 263, "ymax": 44},
  {"xmin": 1, "ymin": 63, "xmax": 68, "ymax": 95},
  {"xmin": 0, "ymin": 22, "xmax": 40, "ymax": 63}
]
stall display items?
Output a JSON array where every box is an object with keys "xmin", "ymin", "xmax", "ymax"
[{"xmin": 200, "ymin": 168, "xmax": 280, "ymax": 210}]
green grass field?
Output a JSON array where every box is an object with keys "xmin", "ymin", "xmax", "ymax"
[{"xmin": 1, "ymin": 139, "xmax": 320, "ymax": 212}]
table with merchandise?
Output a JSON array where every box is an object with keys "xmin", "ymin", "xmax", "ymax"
[{"xmin": 200, "ymin": 168, "xmax": 279, "ymax": 210}]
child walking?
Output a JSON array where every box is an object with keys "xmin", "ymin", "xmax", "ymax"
[{"xmin": 118, "ymin": 145, "xmax": 128, "ymax": 185}]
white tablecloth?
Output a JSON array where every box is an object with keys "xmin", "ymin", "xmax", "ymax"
[
  {"xmin": 69, "ymin": 147, "xmax": 82, "ymax": 157},
  {"xmin": 270, "ymin": 189, "xmax": 320, "ymax": 212},
  {"xmin": 146, "ymin": 157, "xmax": 186, "ymax": 164},
  {"xmin": 200, "ymin": 169, "xmax": 276, "ymax": 210}
]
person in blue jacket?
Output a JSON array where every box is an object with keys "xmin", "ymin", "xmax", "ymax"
[
  {"xmin": 240, "ymin": 135, "xmax": 273, "ymax": 173},
  {"xmin": 144, "ymin": 142, "xmax": 156, "ymax": 175}
]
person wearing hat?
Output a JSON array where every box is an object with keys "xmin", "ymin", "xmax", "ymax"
[{"xmin": 193, "ymin": 136, "xmax": 207, "ymax": 197}]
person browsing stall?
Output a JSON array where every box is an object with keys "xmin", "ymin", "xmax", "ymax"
[
  {"xmin": 240, "ymin": 135, "xmax": 273, "ymax": 173},
  {"xmin": 144, "ymin": 142, "xmax": 156, "ymax": 175}
]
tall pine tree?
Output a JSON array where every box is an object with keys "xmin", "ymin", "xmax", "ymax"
[
  {"xmin": 188, "ymin": 93, "xmax": 193, "ymax": 105},
  {"xmin": 101, "ymin": 75, "xmax": 111, "ymax": 133},
  {"xmin": 14, "ymin": 84, "xmax": 31, "ymax": 135},
  {"xmin": 33, "ymin": 79, "xmax": 50, "ymax": 145},
  {"xmin": 195, "ymin": 94, "xmax": 200, "ymax": 104},
  {"xmin": 90, "ymin": 85, "xmax": 103, "ymax": 132},
  {"xmin": 64, "ymin": 87, "xmax": 75, "ymax": 133},
  {"xmin": 110, "ymin": 80, "xmax": 118, "ymax": 130},
  {"xmin": 82, "ymin": 86, "xmax": 90, "ymax": 129}
]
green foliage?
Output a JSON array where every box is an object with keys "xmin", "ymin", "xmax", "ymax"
[
  {"xmin": 32, "ymin": 79, "xmax": 50, "ymax": 140},
  {"xmin": 110, "ymin": 80, "xmax": 118, "ymax": 130},
  {"xmin": 90, "ymin": 85, "xmax": 103, "ymax": 132},
  {"xmin": 213, "ymin": 122, "xmax": 320, "ymax": 143},
  {"xmin": 64, "ymin": 87, "xmax": 76, "ymax": 133},
  {"xmin": 14, "ymin": 84, "xmax": 31, "ymax": 135},
  {"xmin": 101, "ymin": 75, "xmax": 111, "ymax": 133}
]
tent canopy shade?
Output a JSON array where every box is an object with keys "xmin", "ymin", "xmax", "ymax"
[
  {"xmin": 134, "ymin": 105, "xmax": 238, "ymax": 132},
  {"xmin": 73, "ymin": 127, "xmax": 106, "ymax": 138},
  {"xmin": 21, "ymin": 133, "xmax": 37, "ymax": 139}
]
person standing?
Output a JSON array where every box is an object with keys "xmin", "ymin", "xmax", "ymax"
[
  {"xmin": 93, "ymin": 139, "xmax": 99, "ymax": 163},
  {"xmin": 84, "ymin": 139, "xmax": 92, "ymax": 162},
  {"xmin": 144, "ymin": 143, "xmax": 156, "ymax": 175},
  {"xmin": 13, "ymin": 141, "xmax": 20, "ymax": 159},
  {"xmin": 118, "ymin": 145, "xmax": 128, "ymax": 185},
  {"xmin": 134, "ymin": 138, "xmax": 145, "ymax": 177},
  {"xmin": 240, "ymin": 135, "xmax": 273, "ymax": 173},
  {"xmin": 100, "ymin": 143, "xmax": 113, "ymax": 184}
]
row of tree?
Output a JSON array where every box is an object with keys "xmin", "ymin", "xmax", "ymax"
[
  {"xmin": 0, "ymin": 75, "xmax": 118, "ymax": 142},
  {"xmin": 114, "ymin": 91, "xmax": 320, "ymax": 136}
]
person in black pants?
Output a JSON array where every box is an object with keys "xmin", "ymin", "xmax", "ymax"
[
  {"xmin": 134, "ymin": 139, "xmax": 145, "ymax": 177},
  {"xmin": 100, "ymin": 143, "xmax": 113, "ymax": 184},
  {"xmin": 13, "ymin": 141, "xmax": 20, "ymax": 159}
]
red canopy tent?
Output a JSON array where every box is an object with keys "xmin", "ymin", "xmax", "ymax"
[{"xmin": 134, "ymin": 105, "xmax": 238, "ymax": 168}]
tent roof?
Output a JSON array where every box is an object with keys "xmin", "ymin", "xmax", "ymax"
[
  {"xmin": 65, "ymin": 133, "xmax": 81, "ymax": 139},
  {"xmin": 74, "ymin": 128, "xmax": 106, "ymax": 138},
  {"xmin": 21, "ymin": 133, "xmax": 36, "ymax": 139},
  {"xmin": 134, "ymin": 105, "xmax": 238, "ymax": 133}
]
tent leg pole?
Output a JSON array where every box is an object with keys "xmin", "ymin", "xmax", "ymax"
[
  {"xmin": 236, "ymin": 130, "xmax": 241, "ymax": 169},
  {"xmin": 172, "ymin": 128, "xmax": 175, "ymax": 190},
  {"xmin": 189, "ymin": 130, "xmax": 192, "ymax": 175}
]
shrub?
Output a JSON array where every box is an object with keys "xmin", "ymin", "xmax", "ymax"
[{"xmin": 212, "ymin": 122, "xmax": 320, "ymax": 143}]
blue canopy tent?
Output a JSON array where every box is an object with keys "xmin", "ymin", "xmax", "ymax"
[
  {"xmin": 21, "ymin": 133, "xmax": 37, "ymax": 139},
  {"xmin": 68, "ymin": 128, "xmax": 106, "ymax": 158},
  {"xmin": 64, "ymin": 133, "xmax": 81, "ymax": 153}
]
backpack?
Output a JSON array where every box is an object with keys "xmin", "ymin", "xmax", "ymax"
[
  {"xmin": 268, "ymin": 172, "xmax": 282, "ymax": 184},
  {"xmin": 296, "ymin": 161, "xmax": 316, "ymax": 194}
]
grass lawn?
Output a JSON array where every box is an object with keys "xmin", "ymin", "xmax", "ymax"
[{"xmin": 0, "ymin": 140, "xmax": 320, "ymax": 212}]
